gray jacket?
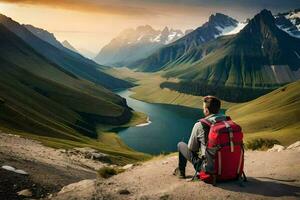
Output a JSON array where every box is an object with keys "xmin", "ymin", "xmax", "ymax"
[{"xmin": 188, "ymin": 114, "xmax": 227, "ymax": 156}]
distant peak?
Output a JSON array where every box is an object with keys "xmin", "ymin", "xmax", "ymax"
[
  {"xmin": 247, "ymin": 9, "xmax": 275, "ymax": 29},
  {"xmin": 162, "ymin": 26, "xmax": 169, "ymax": 34},
  {"xmin": 208, "ymin": 12, "xmax": 238, "ymax": 26},
  {"xmin": 62, "ymin": 40, "xmax": 70, "ymax": 45},
  {"xmin": 136, "ymin": 25, "xmax": 154, "ymax": 32}
]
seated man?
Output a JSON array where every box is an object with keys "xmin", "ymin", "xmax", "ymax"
[{"xmin": 173, "ymin": 96, "xmax": 226, "ymax": 178}]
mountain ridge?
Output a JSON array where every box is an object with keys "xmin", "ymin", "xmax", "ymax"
[
  {"xmin": 131, "ymin": 13, "xmax": 239, "ymax": 72},
  {"xmin": 156, "ymin": 9, "xmax": 300, "ymax": 101},
  {"xmin": 0, "ymin": 14, "xmax": 132, "ymax": 90},
  {"xmin": 94, "ymin": 25, "xmax": 186, "ymax": 66}
]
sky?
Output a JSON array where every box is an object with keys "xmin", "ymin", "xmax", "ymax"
[{"xmin": 0, "ymin": 0, "xmax": 299, "ymax": 54}]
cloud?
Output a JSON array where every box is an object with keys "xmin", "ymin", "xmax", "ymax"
[{"xmin": 0, "ymin": 0, "xmax": 158, "ymax": 16}]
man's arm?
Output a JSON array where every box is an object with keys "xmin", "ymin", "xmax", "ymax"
[{"xmin": 188, "ymin": 122, "xmax": 206, "ymax": 155}]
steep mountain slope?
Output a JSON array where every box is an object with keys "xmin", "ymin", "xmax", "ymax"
[
  {"xmin": 0, "ymin": 14, "xmax": 132, "ymax": 90},
  {"xmin": 62, "ymin": 40, "xmax": 78, "ymax": 53},
  {"xmin": 23, "ymin": 24, "xmax": 66, "ymax": 50},
  {"xmin": 275, "ymin": 8, "xmax": 300, "ymax": 38},
  {"xmin": 160, "ymin": 10, "xmax": 300, "ymax": 102},
  {"xmin": 132, "ymin": 13, "xmax": 239, "ymax": 72},
  {"xmin": 0, "ymin": 24, "xmax": 131, "ymax": 141},
  {"xmin": 227, "ymin": 80, "xmax": 300, "ymax": 145},
  {"xmin": 94, "ymin": 25, "xmax": 185, "ymax": 66}
]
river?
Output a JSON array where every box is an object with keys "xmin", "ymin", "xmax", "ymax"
[{"xmin": 114, "ymin": 90, "xmax": 204, "ymax": 154}]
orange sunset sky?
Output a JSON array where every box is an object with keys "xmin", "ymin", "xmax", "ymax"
[{"xmin": 0, "ymin": 0, "xmax": 299, "ymax": 54}]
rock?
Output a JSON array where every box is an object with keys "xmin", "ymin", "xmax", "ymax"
[
  {"xmin": 17, "ymin": 189, "xmax": 32, "ymax": 197},
  {"xmin": 160, "ymin": 194, "xmax": 170, "ymax": 200},
  {"xmin": 267, "ymin": 144, "xmax": 285, "ymax": 152},
  {"xmin": 91, "ymin": 152, "xmax": 109, "ymax": 161},
  {"xmin": 58, "ymin": 179, "xmax": 96, "ymax": 195},
  {"xmin": 69, "ymin": 147, "xmax": 111, "ymax": 162},
  {"xmin": 1, "ymin": 165, "xmax": 28, "ymax": 175},
  {"xmin": 122, "ymin": 164, "xmax": 134, "ymax": 170},
  {"xmin": 2, "ymin": 165, "xmax": 15, "ymax": 171},
  {"xmin": 14, "ymin": 169, "xmax": 28, "ymax": 175},
  {"xmin": 286, "ymin": 141, "xmax": 300, "ymax": 151},
  {"xmin": 119, "ymin": 189, "xmax": 130, "ymax": 195}
]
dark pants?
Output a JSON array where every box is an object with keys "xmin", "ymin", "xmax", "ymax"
[{"xmin": 177, "ymin": 142, "xmax": 202, "ymax": 172}]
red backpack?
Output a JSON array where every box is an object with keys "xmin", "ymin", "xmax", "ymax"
[{"xmin": 196, "ymin": 116, "xmax": 246, "ymax": 185}]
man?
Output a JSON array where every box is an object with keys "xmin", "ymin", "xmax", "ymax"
[{"xmin": 173, "ymin": 96, "xmax": 226, "ymax": 178}]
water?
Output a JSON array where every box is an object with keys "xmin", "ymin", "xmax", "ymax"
[{"xmin": 114, "ymin": 90, "xmax": 204, "ymax": 154}]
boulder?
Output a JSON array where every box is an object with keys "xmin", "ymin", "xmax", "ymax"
[
  {"xmin": 267, "ymin": 144, "xmax": 285, "ymax": 152},
  {"xmin": 286, "ymin": 141, "xmax": 300, "ymax": 151},
  {"xmin": 67, "ymin": 147, "xmax": 111, "ymax": 162},
  {"xmin": 58, "ymin": 179, "xmax": 96, "ymax": 195}
]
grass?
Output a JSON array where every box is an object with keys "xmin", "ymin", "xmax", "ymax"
[
  {"xmin": 97, "ymin": 111, "xmax": 148, "ymax": 133},
  {"xmin": 97, "ymin": 166, "xmax": 125, "ymax": 178},
  {"xmin": 245, "ymin": 138, "xmax": 280, "ymax": 150},
  {"xmin": 228, "ymin": 80, "xmax": 300, "ymax": 146},
  {"xmin": 105, "ymin": 67, "xmax": 237, "ymax": 110},
  {"xmin": 0, "ymin": 125, "xmax": 151, "ymax": 165},
  {"xmin": 0, "ymin": 25, "xmax": 151, "ymax": 165}
]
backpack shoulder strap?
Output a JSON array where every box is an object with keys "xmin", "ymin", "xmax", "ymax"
[
  {"xmin": 199, "ymin": 118, "xmax": 212, "ymax": 127},
  {"xmin": 199, "ymin": 118, "xmax": 212, "ymax": 145}
]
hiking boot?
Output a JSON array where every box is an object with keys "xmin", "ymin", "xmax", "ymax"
[{"xmin": 173, "ymin": 167, "xmax": 185, "ymax": 179}]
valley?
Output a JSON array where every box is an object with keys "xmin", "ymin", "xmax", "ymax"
[{"xmin": 0, "ymin": 5, "xmax": 300, "ymax": 200}]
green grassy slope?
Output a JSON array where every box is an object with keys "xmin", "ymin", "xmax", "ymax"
[
  {"xmin": 0, "ymin": 13, "xmax": 133, "ymax": 90},
  {"xmin": 167, "ymin": 10, "xmax": 300, "ymax": 86},
  {"xmin": 160, "ymin": 10, "xmax": 300, "ymax": 102},
  {"xmin": 0, "ymin": 24, "xmax": 149, "ymax": 163},
  {"xmin": 227, "ymin": 80, "xmax": 300, "ymax": 145}
]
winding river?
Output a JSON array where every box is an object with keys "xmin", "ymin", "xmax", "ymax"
[{"xmin": 114, "ymin": 90, "xmax": 204, "ymax": 154}]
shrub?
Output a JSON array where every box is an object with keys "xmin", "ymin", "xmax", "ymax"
[
  {"xmin": 246, "ymin": 138, "xmax": 280, "ymax": 150},
  {"xmin": 97, "ymin": 166, "xmax": 125, "ymax": 179}
]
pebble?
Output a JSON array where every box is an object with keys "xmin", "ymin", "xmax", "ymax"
[
  {"xmin": 119, "ymin": 189, "xmax": 130, "ymax": 195},
  {"xmin": 17, "ymin": 189, "xmax": 32, "ymax": 197},
  {"xmin": 122, "ymin": 164, "xmax": 134, "ymax": 170}
]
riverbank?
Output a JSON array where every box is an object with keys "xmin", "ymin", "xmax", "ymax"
[
  {"xmin": 0, "ymin": 109, "xmax": 151, "ymax": 166},
  {"xmin": 105, "ymin": 67, "xmax": 237, "ymax": 110}
]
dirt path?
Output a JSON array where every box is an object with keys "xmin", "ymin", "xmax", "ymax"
[
  {"xmin": 0, "ymin": 131, "xmax": 108, "ymax": 199},
  {"xmin": 55, "ymin": 150, "xmax": 300, "ymax": 200},
  {"xmin": 1, "ymin": 130, "xmax": 300, "ymax": 200}
]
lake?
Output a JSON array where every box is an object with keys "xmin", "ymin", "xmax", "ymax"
[{"xmin": 115, "ymin": 90, "xmax": 204, "ymax": 154}]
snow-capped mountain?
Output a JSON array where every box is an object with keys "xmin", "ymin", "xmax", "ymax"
[
  {"xmin": 275, "ymin": 9, "xmax": 300, "ymax": 38},
  {"xmin": 94, "ymin": 25, "xmax": 186, "ymax": 66},
  {"xmin": 131, "ymin": 13, "xmax": 240, "ymax": 72}
]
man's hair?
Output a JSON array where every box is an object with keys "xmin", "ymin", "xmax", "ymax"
[{"xmin": 203, "ymin": 96, "xmax": 221, "ymax": 114}]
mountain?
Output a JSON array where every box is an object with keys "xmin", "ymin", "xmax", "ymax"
[
  {"xmin": 157, "ymin": 10, "xmax": 300, "ymax": 102},
  {"xmin": 275, "ymin": 8, "xmax": 300, "ymax": 38},
  {"xmin": 0, "ymin": 14, "xmax": 132, "ymax": 90},
  {"xmin": 227, "ymin": 80, "xmax": 300, "ymax": 145},
  {"xmin": 78, "ymin": 48, "xmax": 97, "ymax": 59},
  {"xmin": 132, "ymin": 13, "xmax": 239, "ymax": 72},
  {"xmin": 0, "ymin": 24, "xmax": 132, "ymax": 141},
  {"xmin": 62, "ymin": 40, "xmax": 78, "ymax": 53},
  {"xmin": 94, "ymin": 25, "xmax": 185, "ymax": 66},
  {"xmin": 23, "ymin": 24, "xmax": 66, "ymax": 50}
]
